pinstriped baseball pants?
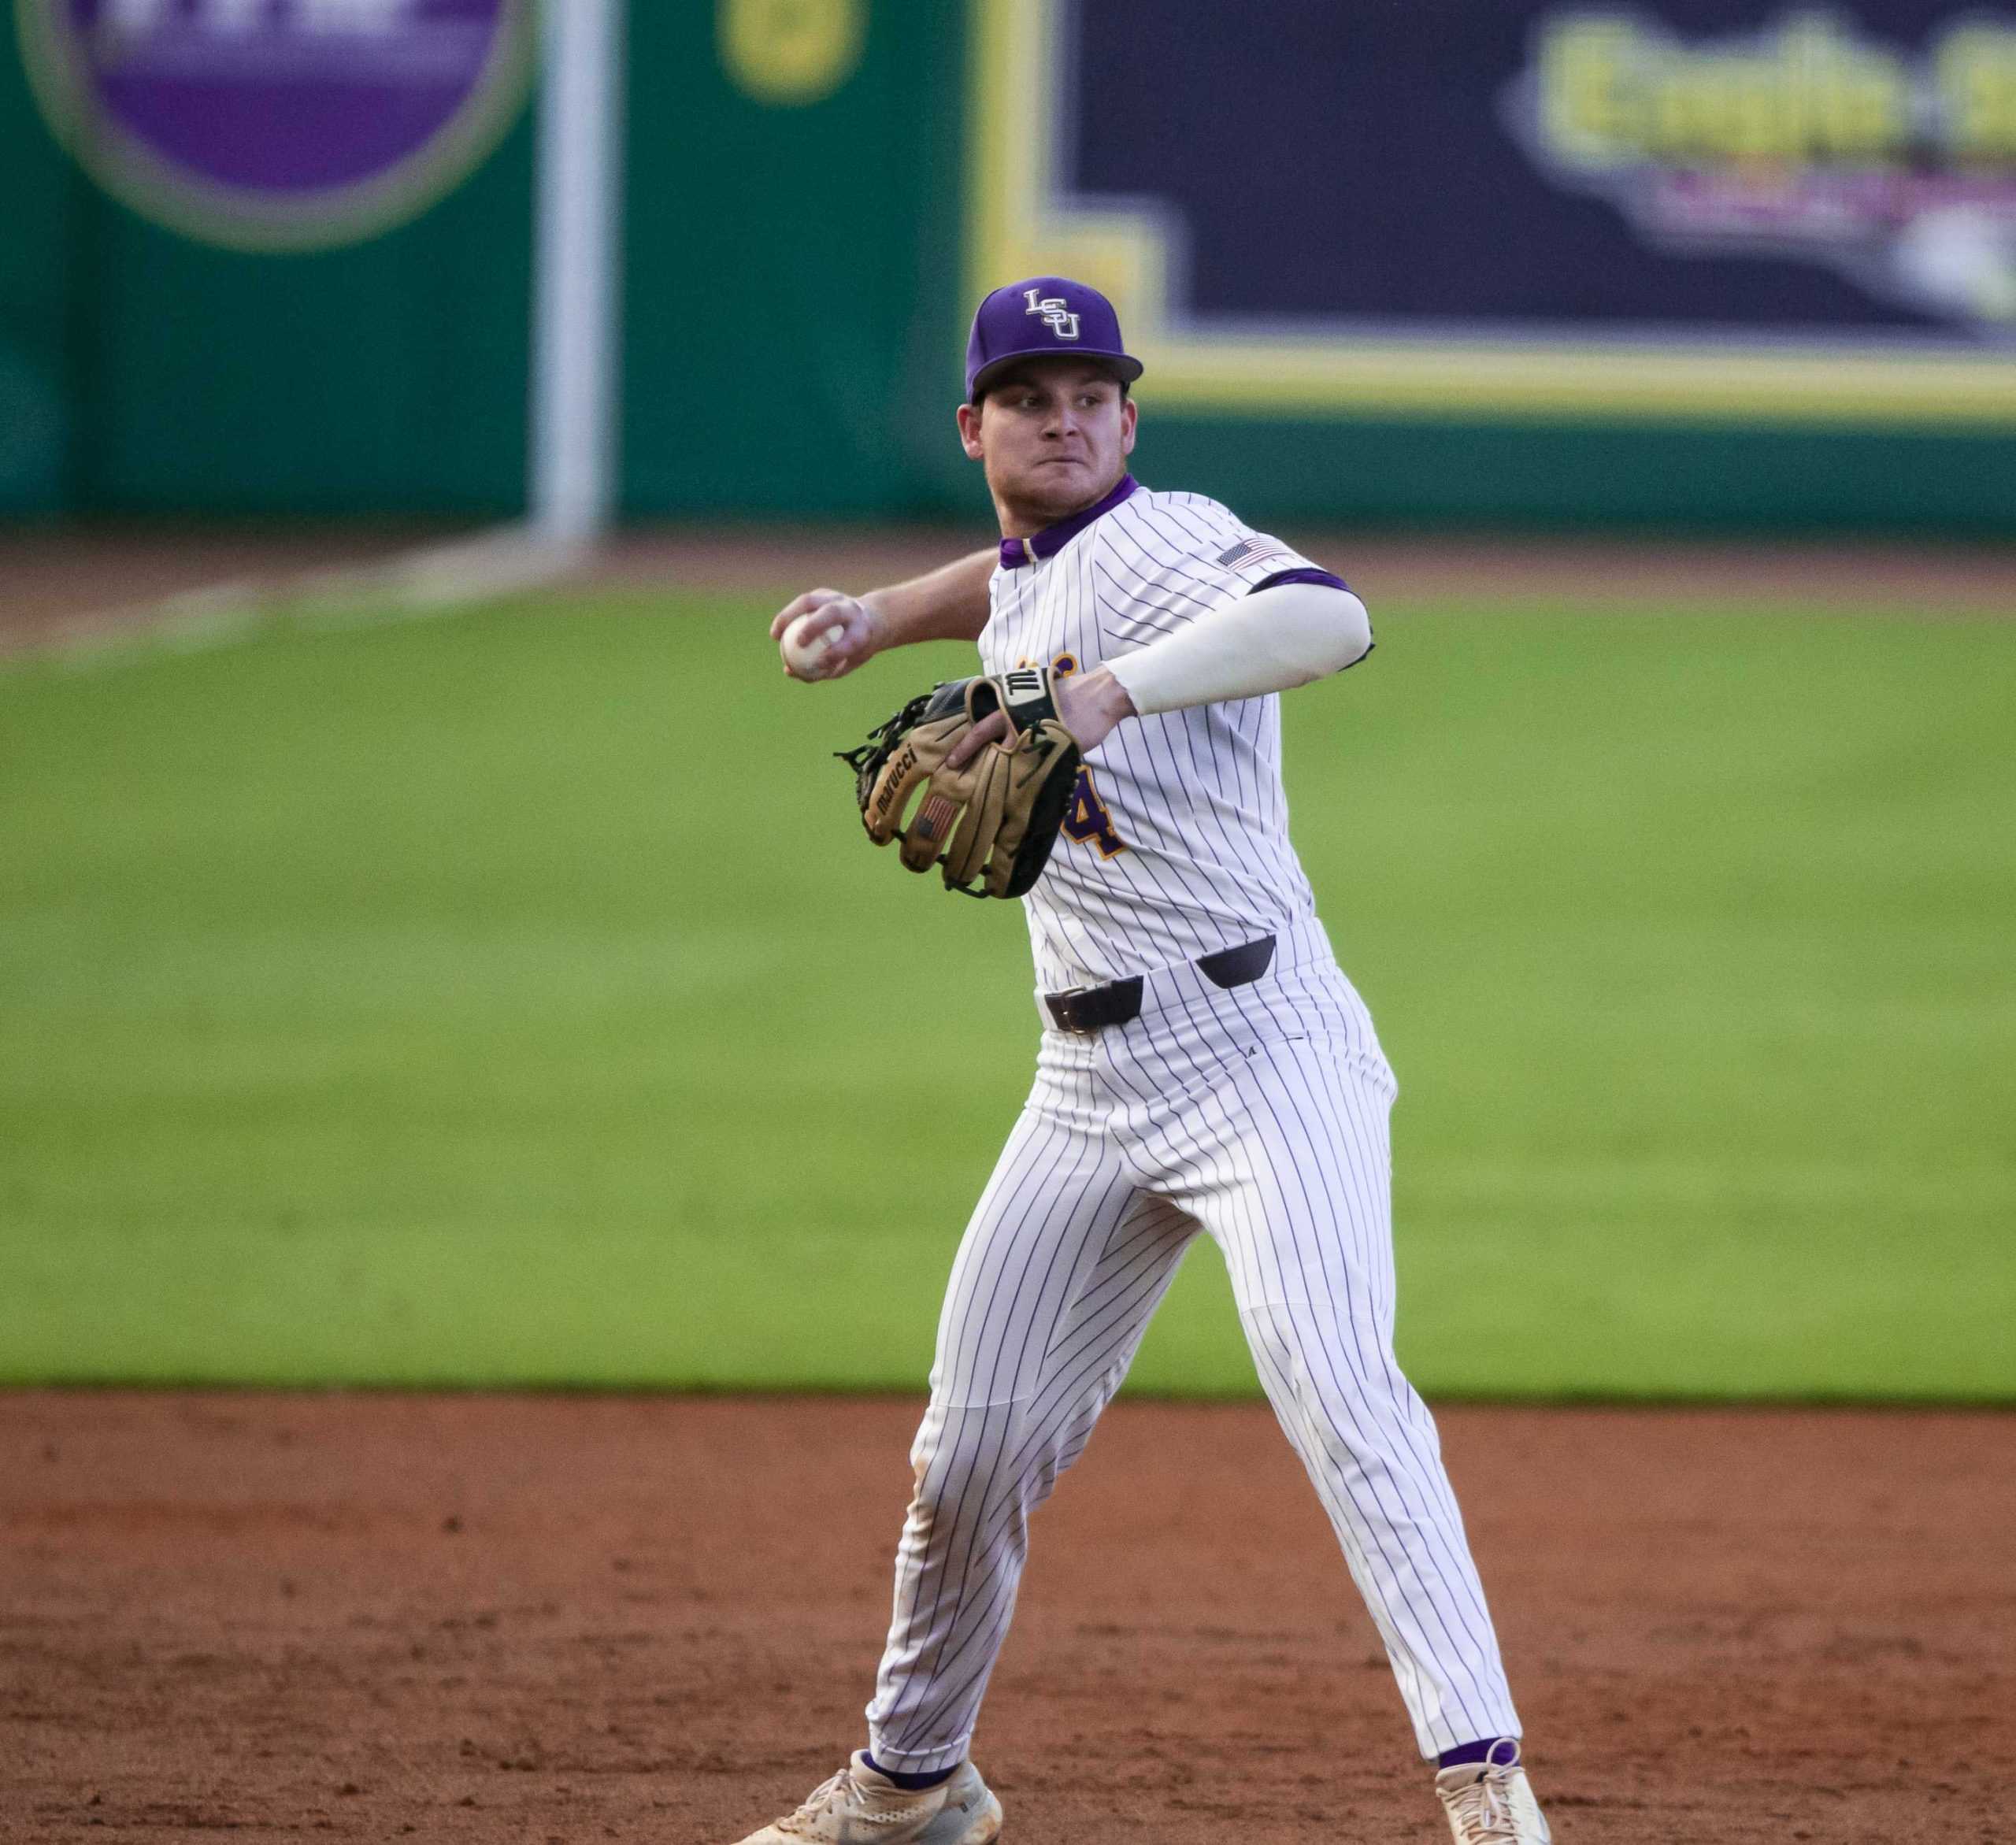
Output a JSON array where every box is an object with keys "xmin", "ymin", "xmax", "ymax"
[{"xmin": 864, "ymin": 918, "xmax": 1521, "ymax": 1773}]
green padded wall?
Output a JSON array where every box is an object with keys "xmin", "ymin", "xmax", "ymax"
[{"xmin": 2, "ymin": 2, "xmax": 2010, "ymax": 535}]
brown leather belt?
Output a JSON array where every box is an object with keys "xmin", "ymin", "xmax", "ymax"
[{"xmin": 1043, "ymin": 935, "xmax": 1277, "ymax": 1035}]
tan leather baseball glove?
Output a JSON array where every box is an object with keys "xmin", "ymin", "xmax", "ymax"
[{"xmin": 839, "ymin": 667, "xmax": 1083, "ymax": 898}]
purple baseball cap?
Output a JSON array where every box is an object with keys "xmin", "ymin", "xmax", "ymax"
[{"xmin": 965, "ymin": 276, "xmax": 1144, "ymax": 401}]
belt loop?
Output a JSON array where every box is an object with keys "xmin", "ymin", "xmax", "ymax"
[{"xmin": 1196, "ymin": 935, "xmax": 1276, "ymax": 989}]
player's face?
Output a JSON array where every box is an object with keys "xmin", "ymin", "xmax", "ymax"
[{"xmin": 957, "ymin": 361, "xmax": 1138, "ymax": 532}]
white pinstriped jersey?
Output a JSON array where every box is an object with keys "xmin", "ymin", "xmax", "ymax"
[
  {"xmin": 868, "ymin": 492, "xmax": 1528, "ymax": 1782},
  {"xmin": 976, "ymin": 478, "xmax": 1334, "ymax": 993}
]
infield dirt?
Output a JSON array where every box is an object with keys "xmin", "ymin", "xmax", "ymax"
[{"xmin": 2, "ymin": 1394, "xmax": 2009, "ymax": 1843}]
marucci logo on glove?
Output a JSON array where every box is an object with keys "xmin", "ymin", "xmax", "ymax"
[{"xmin": 868, "ymin": 743, "xmax": 919, "ymax": 826}]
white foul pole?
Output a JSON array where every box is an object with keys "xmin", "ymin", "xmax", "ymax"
[{"xmin": 530, "ymin": 0, "xmax": 625, "ymax": 547}]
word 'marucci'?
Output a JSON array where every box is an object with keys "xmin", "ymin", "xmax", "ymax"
[{"xmin": 1537, "ymin": 13, "xmax": 2016, "ymax": 165}]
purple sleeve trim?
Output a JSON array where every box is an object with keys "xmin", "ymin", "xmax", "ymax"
[
  {"xmin": 1250, "ymin": 566, "xmax": 1351, "ymax": 595},
  {"xmin": 1247, "ymin": 565, "xmax": 1374, "ymax": 669}
]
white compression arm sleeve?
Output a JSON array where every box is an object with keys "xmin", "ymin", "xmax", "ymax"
[{"xmin": 1102, "ymin": 579, "xmax": 1372, "ymax": 717}]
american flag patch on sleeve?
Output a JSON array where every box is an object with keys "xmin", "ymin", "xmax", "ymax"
[{"xmin": 1214, "ymin": 535, "xmax": 1295, "ymax": 571}]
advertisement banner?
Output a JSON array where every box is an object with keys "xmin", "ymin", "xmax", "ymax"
[
  {"xmin": 968, "ymin": 0, "xmax": 2016, "ymax": 425},
  {"xmin": 17, "ymin": 0, "xmax": 532, "ymax": 251}
]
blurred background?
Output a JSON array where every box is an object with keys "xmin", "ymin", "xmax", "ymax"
[{"xmin": 2, "ymin": 0, "xmax": 2011, "ymax": 1401}]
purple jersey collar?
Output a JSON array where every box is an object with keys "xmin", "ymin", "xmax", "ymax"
[{"xmin": 998, "ymin": 473, "xmax": 1139, "ymax": 569}]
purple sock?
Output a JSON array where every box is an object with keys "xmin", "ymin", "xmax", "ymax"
[
  {"xmin": 1438, "ymin": 1737, "xmax": 1521, "ymax": 1772},
  {"xmin": 863, "ymin": 1753, "xmax": 956, "ymax": 1791}
]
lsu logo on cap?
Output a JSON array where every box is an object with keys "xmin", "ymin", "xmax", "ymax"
[{"xmin": 1023, "ymin": 288, "xmax": 1080, "ymax": 341}]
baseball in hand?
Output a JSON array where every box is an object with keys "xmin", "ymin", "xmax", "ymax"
[{"xmin": 781, "ymin": 610, "xmax": 847, "ymax": 678}]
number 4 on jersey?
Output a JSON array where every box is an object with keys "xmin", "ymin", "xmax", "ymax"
[
  {"xmin": 1063, "ymin": 765, "xmax": 1125, "ymax": 858},
  {"xmin": 1030, "ymin": 651, "xmax": 1125, "ymax": 858}
]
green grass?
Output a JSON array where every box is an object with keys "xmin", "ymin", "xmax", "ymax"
[{"xmin": 2, "ymin": 593, "xmax": 2011, "ymax": 1397}]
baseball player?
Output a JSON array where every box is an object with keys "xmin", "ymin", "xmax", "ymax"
[{"xmin": 742, "ymin": 278, "xmax": 1552, "ymax": 1845}]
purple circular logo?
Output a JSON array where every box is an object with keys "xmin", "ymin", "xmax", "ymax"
[{"xmin": 18, "ymin": 0, "xmax": 532, "ymax": 250}]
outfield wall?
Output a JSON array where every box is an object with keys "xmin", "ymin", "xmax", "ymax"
[{"xmin": 3, "ymin": 0, "xmax": 2014, "ymax": 533}]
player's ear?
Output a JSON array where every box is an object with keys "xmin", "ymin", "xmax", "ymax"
[
  {"xmin": 1119, "ymin": 394, "xmax": 1138, "ymax": 456},
  {"xmin": 957, "ymin": 399, "xmax": 986, "ymax": 461}
]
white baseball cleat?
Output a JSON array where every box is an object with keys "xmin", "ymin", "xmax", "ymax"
[
  {"xmin": 1434, "ymin": 1739, "xmax": 1552, "ymax": 1843},
  {"xmin": 731, "ymin": 1751, "xmax": 1002, "ymax": 1845}
]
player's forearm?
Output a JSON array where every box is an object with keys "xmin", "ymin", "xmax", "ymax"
[
  {"xmin": 1104, "ymin": 580, "xmax": 1372, "ymax": 717},
  {"xmin": 861, "ymin": 548, "xmax": 997, "ymax": 652}
]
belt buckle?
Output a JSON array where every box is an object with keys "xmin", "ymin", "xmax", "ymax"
[{"xmin": 1048, "ymin": 984, "xmax": 1097, "ymax": 1035}]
